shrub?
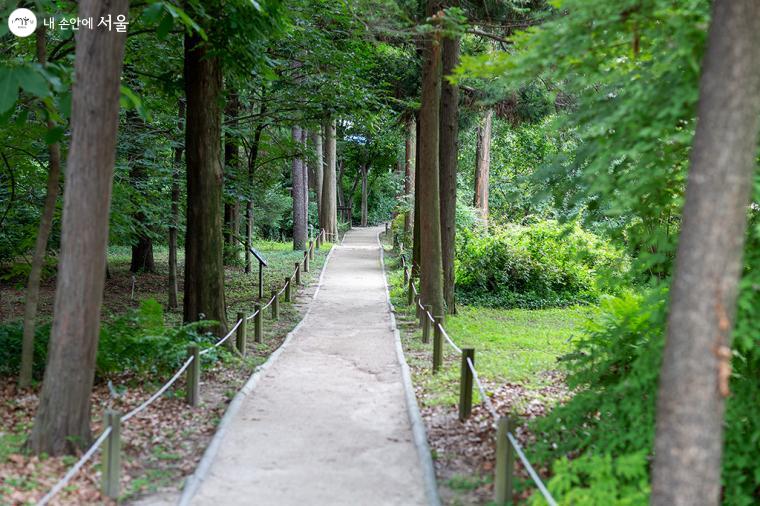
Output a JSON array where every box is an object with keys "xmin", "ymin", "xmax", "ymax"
[{"xmin": 455, "ymin": 221, "xmax": 629, "ymax": 308}]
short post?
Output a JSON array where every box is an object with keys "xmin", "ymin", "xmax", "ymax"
[
  {"xmin": 316, "ymin": 234, "xmax": 321, "ymax": 249},
  {"xmin": 407, "ymin": 277, "xmax": 414, "ymax": 305},
  {"xmin": 101, "ymin": 409, "xmax": 121, "ymax": 499},
  {"xmin": 304, "ymin": 250, "xmax": 310, "ymax": 273},
  {"xmin": 385, "ymin": 222, "xmax": 389, "ymax": 234},
  {"xmin": 422, "ymin": 305, "xmax": 432, "ymax": 344},
  {"xmin": 271, "ymin": 289, "xmax": 279, "ymax": 320},
  {"xmin": 295, "ymin": 262, "xmax": 301, "ymax": 285},
  {"xmin": 186, "ymin": 344, "xmax": 200, "ymax": 407},
  {"xmin": 459, "ymin": 348, "xmax": 475, "ymax": 421},
  {"xmin": 494, "ymin": 416, "xmax": 516, "ymax": 505},
  {"xmin": 433, "ymin": 316, "xmax": 444, "ymax": 372},
  {"xmin": 254, "ymin": 303, "xmax": 263, "ymax": 343},
  {"xmin": 403, "ymin": 266, "xmax": 410, "ymax": 285},
  {"xmin": 415, "ymin": 294, "xmax": 422, "ymax": 321},
  {"xmin": 236, "ymin": 311, "xmax": 247, "ymax": 355},
  {"xmin": 284, "ymin": 277, "xmax": 291, "ymax": 302},
  {"xmin": 309, "ymin": 240, "xmax": 314, "ymax": 260}
]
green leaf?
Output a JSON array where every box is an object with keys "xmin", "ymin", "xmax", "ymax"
[
  {"xmin": 142, "ymin": 2, "xmax": 165, "ymax": 24},
  {"xmin": 0, "ymin": 67, "xmax": 18, "ymax": 113},
  {"xmin": 16, "ymin": 66, "xmax": 50, "ymax": 98},
  {"xmin": 156, "ymin": 12, "xmax": 174, "ymax": 39},
  {"xmin": 44, "ymin": 125, "xmax": 66, "ymax": 145},
  {"xmin": 57, "ymin": 92, "xmax": 72, "ymax": 119}
]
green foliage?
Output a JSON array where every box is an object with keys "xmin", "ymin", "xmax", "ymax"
[{"xmin": 456, "ymin": 221, "xmax": 629, "ymax": 308}]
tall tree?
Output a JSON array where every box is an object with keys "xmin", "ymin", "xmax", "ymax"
[
  {"xmin": 412, "ymin": 113, "xmax": 421, "ymax": 278},
  {"xmin": 18, "ymin": 27, "xmax": 63, "ymax": 388},
  {"xmin": 183, "ymin": 27, "xmax": 227, "ymax": 333},
  {"xmin": 418, "ymin": 6, "xmax": 445, "ymax": 317},
  {"xmin": 473, "ymin": 108, "xmax": 492, "ymax": 224},
  {"xmin": 27, "ymin": 0, "xmax": 129, "ymax": 455},
  {"xmin": 223, "ymin": 91, "xmax": 240, "ymax": 263},
  {"xmin": 310, "ymin": 129, "xmax": 324, "ymax": 226},
  {"xmin": 360, "ymin": 163, "xmax": 369, "ymax": 226},
  {"xmin": 650, "ymin": 1, "xmax": 760, "ymax": 504},
  {"xmin": 403, "ymin": 115, "xmax": 416, "ymax": 238},
  {"xmin": 321, "ymin": 117, "xmax": 338, "ymax": 240},
  {"xmin": 245, "ymin": 101, "xmax": 266, "ymax": 274},
  {"xmin": 128, "ymin": 127, "xmax": 155, "ymax": 273},
  {"xmin": 292, "ymin": 125, "xmax": 308, "ymax": 249},
  {"xmin": 168, "ymin": 100, "xmax": 185, "ymax": 311},
  {"xmin": 439, "ymin": 34, "xmax": 459, "ymax": 314}
]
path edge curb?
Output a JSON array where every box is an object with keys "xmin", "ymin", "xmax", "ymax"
[
  {"xmin": 177, "ymin": 243, "xmax": 338, "ymax": 506},
  {"xmin": 376, "ymin": 230, "xmax": 442, "ymax": 506}
]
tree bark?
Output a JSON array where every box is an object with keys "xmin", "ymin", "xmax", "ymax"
[
  {"xmin": 19, "ymin": 27, "xmax": 63, "ymax": 388},
  {"xmin": 412, "ymin": 112, "xmax": 421, "ymax": 278},
  {"xmin": 291, "ymin": 126, "xmax": 308, "ymax": 250},
  {"xmin": 439, "ymin": 34, "xmax": 459, "ymax": 314},
  {"xmin": 244, "ymin": 109, "xmax": 265, "ymax": 274},
  {"xmin": 182, "ymin": 29, "xmax": 227, "ymax": 334},
  {"xmin": 168, "ymin": 99, "xmax": 184, "ymax": 311},
  {"xmin": 473, "ymin": 108, "xmax": 492, "ymax": 225},
  {"xmin": 27, "ymin": 0, "xmax": 128, "ymax": 455},
  {"xmin": 223, "ymin": 91, "xmax": 240, "ymax": 263},
  {"xmin": 403, "ymin": 115, "xmax": 416, "ymax": 238},
  {"xmin": 650, "ymin": 2, "xmax": 760, "ymax": 505},
  {"xmin": 418, "ymin": 5, "xmax": 445, "ymax": 317},
  {"xmin": 321, "ymin": 118, "xmax": 338, "ymax": 241},
  {"xmin": 310, "ymin": 129, "xmax": 324, "ymax": 226},
  {"xmin": 129, "ymin": 157, "xmax": 155, "ymax": 273},
  {"xmin": 360, "ymin": 164, "xmax": 369, "ymax": 226}
]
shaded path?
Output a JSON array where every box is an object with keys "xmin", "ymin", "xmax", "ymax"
[{"xmin": 187, "ymin": 226, "xmax": 429, "ymax": 506}]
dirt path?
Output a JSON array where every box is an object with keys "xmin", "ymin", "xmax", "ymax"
[{"xmin": 185, "ymin": 226, "xmax": 429, "ymax": 506}]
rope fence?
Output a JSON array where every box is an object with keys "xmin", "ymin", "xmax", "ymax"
[
  {"xmin": 37, "ymin": 229, "xmax": 328, "ymax": 506},
  {"xmin": 395, "ymin": 232, "xmax": 558, "ymax": 506}
]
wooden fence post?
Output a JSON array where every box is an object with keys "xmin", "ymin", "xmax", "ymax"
[
  {"xmin": 433, "ymin": 316, "xmax": 444, "ymax": 372},
  {"xmin": 494, "ymin": 416, "xmax": 515, "ymax": 505},
  {"xmin": 385, "ymin": 222, "xmax": 389, "ymax": 234},
  {"xmin": 415, "ymin": 294, "xmax": 422, "ymax": 322},
  {"xmin": 295, "ymin": 262, "xmax": 301, "ymax": 285},
  {"xmin": 422, "ymin": 305, "xmax": 432, "ymax": 343},
  {"xmin": 403, "ymin": 266, "xmax": 410, "ymax": 285},
  {"xmin": 284, "ymin": 277, "xmax": 291, "ymax": 302},
  {"xmin": 236, "ymin": 311, "xmax": 246, "ymax": 355},
  {"xmin": 254, "ymin": 303, "xmax": 263, "ymax": 343},
  {"xmin": 101, "ymin": 409, "xmax": 121, "ymax": 499},
  {"xmin": 304, "ymin": 250, "xmax": 310, "ymax": 273},
  {"xmin": 309, "ymin": 240, "xmax": 314, "ymax": 260},
  {"xmin": 407, "ymin": 277, "xmax": 414, "ymax": 306},
  {"xmin": 271, "ymin": 289, "xmax": 279, "ymax": 320},
  {"xmin": 186, "ymin": 344, "xmax": 200, "ymax": 407},
  {"xmin": 459, "ymin": 348, "xmax": 475, "ymax": 421}
]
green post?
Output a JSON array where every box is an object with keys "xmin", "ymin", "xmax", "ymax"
[
  {"xmin": 494, "ymin": 416, "xmax": 515, "ymax": 505},
  {"xmin": 422, "ymin": 305, "xmax": 432, "ymax": 344},
  {"xmin": 236, "ymin": 311, "xmax": 246, "ymax": 355},
  {"xmin": 284, "ymin": 277, "xmax": 291, "ymax": 302},
  {"xmin": 407, "ymin": 277, "xmax": 414, "ymax": 305},
  {"xmin": 459, "ymin": 348, "xmax": 475, "ymax": 421},
  {"xmin": 186, "ymin": 344, "xmax": 200, "ymax": 407},
  {"xmin": 309, "ymin": 240, "xmax": 314, "ymax": 260},
  {"xmin": 295, "ymin": 262, "xmax": 301, "ymax": 285},
  {"xmin": 254, "ymin": 303, "xmax": 263, "ymax": 343},
  {"xmin": 101, "ymin": 409, "xmax": 121, "ymax": 499},
  {"xmin": 271, "ymin": 289, "xmax": 279, "ymax": 320},
  {"xmin": 304, "ymin": 250, "xmax": 310, "ymax": 273},
  {"xmin": 433, "ymin": 316, "xmax": 444, "ymax": 372}
]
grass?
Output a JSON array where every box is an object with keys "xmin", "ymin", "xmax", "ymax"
[{"xmin": 385, "ymin": 248, "xmax": 588, "ymax": 407}]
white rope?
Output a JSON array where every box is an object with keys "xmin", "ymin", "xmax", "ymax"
[
  {"xmin": 438, "ymin": 324, "xmax": 462, "ymax": 354},
  {"xmin": 426, "ymin": 311, "xmax": 435, "ymax": 323},
  {"xmin": 122, "ymin": 356, "xmax": 195, "ymax": 421},
  {"xmin": 261, "ymin": 295, "xmax": 276, "ymax": 311},
  {"xmin": 277, "ymin": 282, "xmax": 288, "ymax": 296},
  {"xmin": 507, "ymin": 432, "xmax": 558, "ymax": 506},
  {"xmin": 199, "ymin": 319, "xmax": 243, "ymax": 354},
  {"xmin": 36, "ymin": 427, "xmax": 113, "ymax": 506},
  {"xmin": 246, "ymin": 309, "xmax": 260, "ymax": 321},
  {"xmin": 467, "ymin": 357, "xmax": 498, "ymax": 419}
]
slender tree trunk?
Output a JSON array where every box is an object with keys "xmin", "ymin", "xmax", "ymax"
[
  {"xmin": 292, "ymin": 126, "xmax": 308, "ymax": 250},
  {"xmin": 439, "ymin": 34, "xmax": 459, "ymax": 314},
  {"xmin": 418, "ymin": 5, "xmax": 445, "ymax": 317},
  {"xmin": 129, "ymin": 158, "xmax": 155, "ymax": 273},
  {"xmin": 321, "ymin": 117, "xmax": 338, "ymax": 241},
  {"xmin": 182, "ymin": 29, "xmax": 227, "ymax": 334},
  {"xmin": 168, "ymin": 100, "xmax": 184, "ymax": 311},
  {"xmin": 223, "ymin": 92, "xmax": 240, "ymax": 263},
  {"xmin": 19, "ymin": 27, "xmax": 62, "ymax": 388},
  {"xmin": 245, "ymin": 111, "xmax": 265, "ymax": 274},
  {"xmin": 403, "ymin": 115, "xmax": 416, "ymax": 238},
  {"xmin": 412, "ymin": 113, "xmax": 421, "ymax": 278},
  {"xmin": 650, "ymin": 2, "xmax": 760, "ymax": 505},
  {"xmin": 360, "ymin": 164, "xmax": 369, "ymax": 226},
  {"xmin": 473, "ymin": 108, "xmax": 492, "ymax": 225},
  {"xmin": 337, "ymin": 160, "xmax": 345, "ymax": 207},
  {"xmin": 310, "ymin": 129, "xmax": 324, "ymax": 226},
  {"xmin": 27, "ymin": 0, "xmax": 128, "ymax": 455}
]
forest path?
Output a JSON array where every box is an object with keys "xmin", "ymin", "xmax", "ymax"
[{"xmin": 185, "ymin": 226, "xmax": 428, "ymax": 506}]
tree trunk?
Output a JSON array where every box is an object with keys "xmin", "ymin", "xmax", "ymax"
[
  {"xmin": 360, "ymin": 164, "xmax": 369, "ymax": 226},
  {"xmin": 292, "ymin": 126, "xmax": 308, "ymax": 250},
  {"xmin": 403, "ymin": 115, "xmax": 416, "ymax": 238},
  {"xmin": 182, "ymin": 29, "xmax": 227, "ymax": 335},
  {"xmin": 321, "ymin": 118, "xmax": 338, "ymax": 241},
  {"xmin": 439, "ymin": 34, "xmax": 459, "ymax": 315},
  {"xmin": 168, "ymin": 99, "xmax": 184, "ymax": 311},
  {"xmin": 473, "ymin": 109, "xmax": 493, "ymax": 225},
  {"xmin": 223, "ymin": 92, "xmax": 240, "ymax": 263},
  {"xmin": 129, "ymin": 158, "xmax": 155, "ymax": 273},
  {"xmin": 244, "ymin": 110, "xmax": 265, "ymax": 273},
  {"xmin": 337, "ymin": 160, "xmax": 345, "ymax": 207},
  {"xmin": 650, "ymin": 2, "xmax": 760, "ymax": 505},
  {"xmin": 412, "ymin": 113, "xmax": 421, "ymax": 278},
  {"xmin": 27, "ymin": 0, "xmax": 128, "ymax": 455},
  {"xmin": 310, "ymin": 129, "xmax": 324, "ymax": 226},
  {"xmin": 19, "ymin": 27, "xmax": 63, "ymax": 388},
  {"xmin": 418, "ymin": 4, "xmax": 445, "ymax": 317}
]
